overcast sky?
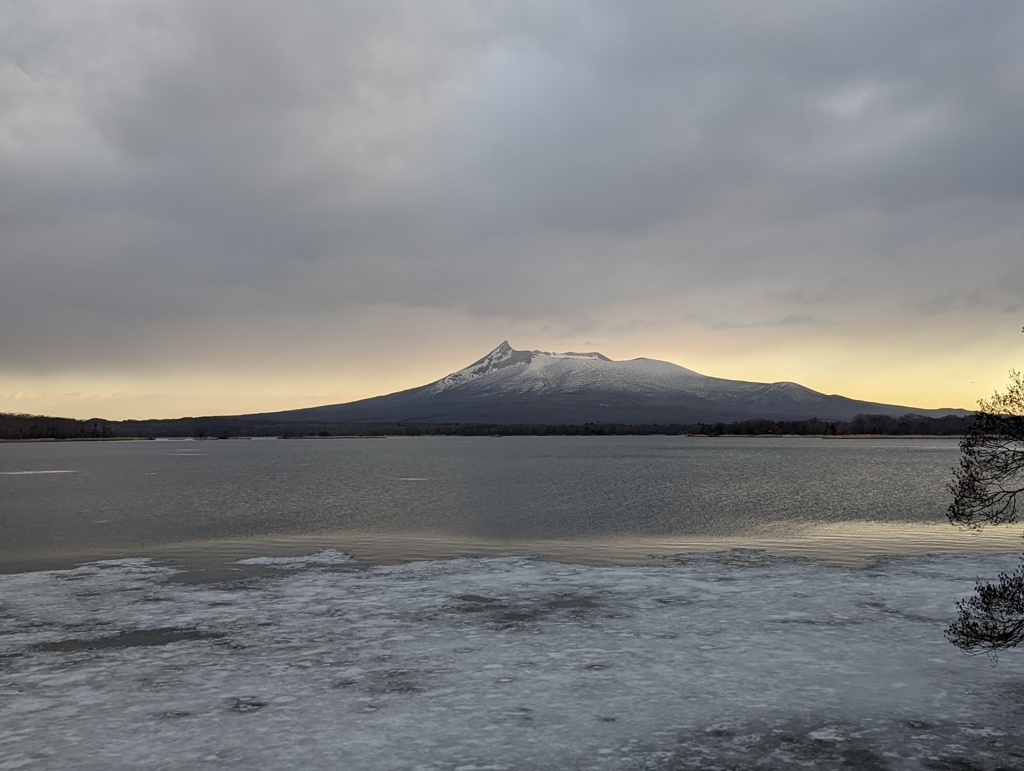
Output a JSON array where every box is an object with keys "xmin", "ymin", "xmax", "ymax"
[{"xmin": 3, "ymin": 0, "xmax": 1023, "ymax": 420}]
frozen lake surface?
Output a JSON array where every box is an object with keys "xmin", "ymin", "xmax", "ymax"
[
  {"xmin": 3, "ymin": 551, "xmax": 1024, "ymax": 769},
  {"xmin": 3, "ymin": 437, "xmax": 1024, "ymax": 767}
]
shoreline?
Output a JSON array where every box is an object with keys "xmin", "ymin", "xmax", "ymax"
[{"xmin": 0, "ymin": 433, "xmax": 962, "ymax": 443}]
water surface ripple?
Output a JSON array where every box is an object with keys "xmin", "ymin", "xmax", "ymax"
[{"xmin": 1, "ymin": 436, "xmax": 1018, "ymax": 571}]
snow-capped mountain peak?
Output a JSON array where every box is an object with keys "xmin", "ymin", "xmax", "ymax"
[
  {"xmin": 429, "ymin": 342, "xmax": 531, "ymax": 392},
  {"xmin": 429, "ymin": 342, "xmax": 615, "ymax": 393}
]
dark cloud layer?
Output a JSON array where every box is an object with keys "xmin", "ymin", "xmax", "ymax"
[{"xmin": 2, "ymin": 1, "xmax": 1023, "ymax": 404}]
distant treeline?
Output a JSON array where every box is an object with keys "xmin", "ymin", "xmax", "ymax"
[
  {"xmin": 0, "ymin": 413, "xmax": 120, "ymax": 440},
  {"xmin": 0, "ymin": 411, "xmax": 971, "ymax": 440}
]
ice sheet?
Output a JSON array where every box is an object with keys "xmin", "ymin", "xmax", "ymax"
[
  {"xmin": 2, "ymin": 551, "xmax": 1024, "ymax": 769},
  {"xmin": 234, "ymin": 549, "xmax": 353, "ymax": 567}
]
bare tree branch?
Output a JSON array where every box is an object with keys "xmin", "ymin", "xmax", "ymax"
[{"xmin": 947, "ymin": 370, "xmax": 1024, "ymax": 653}]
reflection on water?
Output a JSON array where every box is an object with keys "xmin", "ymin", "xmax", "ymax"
[
  {"xmin": 144, "ymin": 521, "xmax": 1023, "ymax": 577},
  {"xmin": 1, "ymin": 436, "xmax": 1018, "ymax": 572}
]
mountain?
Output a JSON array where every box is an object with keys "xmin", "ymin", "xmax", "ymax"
[{"xmin": 246, "ymin": 341, "xmax": 965, "ymax": 425}]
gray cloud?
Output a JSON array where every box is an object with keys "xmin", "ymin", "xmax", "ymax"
[
  {"xmin": 2, "ymin": 0, "xmax": 1023, "ymax": 379},
  {"xmin": 706, "ymin": 313, "xmax": 829, "ymax": 332}
]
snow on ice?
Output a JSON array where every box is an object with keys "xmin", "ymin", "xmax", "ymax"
[{"xmin": 2, "ymin": 551, "xmax": 1024, "ymax": 769}]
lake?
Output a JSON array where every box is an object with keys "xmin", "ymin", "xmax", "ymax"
[
  {"xmin": 1, "ymin": 435, "xmax": 1018, "ymax": 572},
  {"xmin": 5, "ymin": 435, "xmax": 1024, "ymax": 769}
]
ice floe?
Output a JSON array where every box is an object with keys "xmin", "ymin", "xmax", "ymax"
[
  {"xmin": 233, "ymin": 549, "xmax": 353, "ymax": 567},
  {"xmin": 2, "ymin": 552, "xmax": 1024, "ymax": 769}
]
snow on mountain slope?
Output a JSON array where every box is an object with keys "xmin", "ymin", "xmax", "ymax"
[
  {"xmin": 425, "ymin": 342, "xmax": 822, "ymax": 407},
  {"xmin": 427, "ymin": 342, "xmax": 707, "ymax": 397}
]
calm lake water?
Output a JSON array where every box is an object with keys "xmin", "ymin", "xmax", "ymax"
[{"xmin": 1, "ymin": 435, "xmax": 1019, "ymax": 572}]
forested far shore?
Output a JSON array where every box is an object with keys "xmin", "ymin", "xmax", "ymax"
[{"xmin": 0, "ymin": 411, "xmax": 972, "ymax": 440}]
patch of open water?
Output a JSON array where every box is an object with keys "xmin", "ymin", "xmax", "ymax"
[{"xmin": 2, "ymin": 436, "xmax": 1018, "ymax": 575}]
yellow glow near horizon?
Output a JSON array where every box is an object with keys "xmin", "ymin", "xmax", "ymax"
[{"xmin": 2, "ymin": 334, "xmax": 1016, "ymax": 421}]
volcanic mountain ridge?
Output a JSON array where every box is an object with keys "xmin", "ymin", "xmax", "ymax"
[{"xmin": 245, "ymin": 341, "xmax": 964, "ymax": 425}]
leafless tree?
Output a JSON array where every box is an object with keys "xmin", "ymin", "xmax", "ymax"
[{"xmin": 947, "ymin": 371, "xmax": 1024, "ymax": 654}]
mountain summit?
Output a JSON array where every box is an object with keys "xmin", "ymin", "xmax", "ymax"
[{"xmin": 248, "ymin": 342, "xmax": 963, "ymax": 424}]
